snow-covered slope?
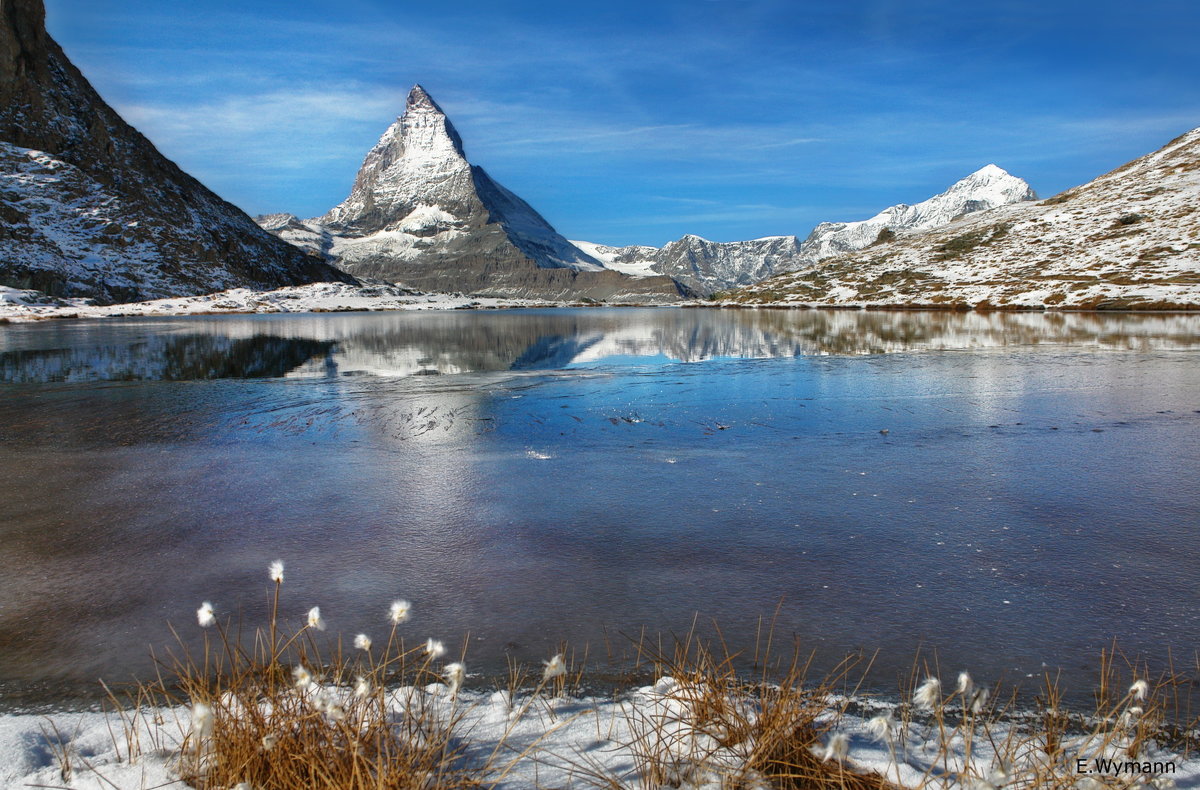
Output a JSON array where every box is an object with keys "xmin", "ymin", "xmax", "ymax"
[
  {"xmin": 727, "ymin": 128, "xmax": 1200, "ymax": 309},
  {"xmin": 575, "ymin": 167, "xmax": 1035, "ymax": 295},
  {"xmin": 0, "ymin": 0, "xmax": 351, "ymax": 305},
  {"xmin": 261, "ymin": 86, "xmax": 683, "ymax": 303}
]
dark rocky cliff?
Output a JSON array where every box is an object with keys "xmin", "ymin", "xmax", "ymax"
[{"xmin": 0, "ymin": 0, "xmax": 353, "ymax": 303}]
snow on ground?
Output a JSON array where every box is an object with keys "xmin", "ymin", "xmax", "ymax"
[
  {"xmin": 3, "ymin": 679, "xmax": 1196, "ymax": 789},
  {"xmin": 0, "ymin": 282, "xmax": 562, "ymax": 322}
]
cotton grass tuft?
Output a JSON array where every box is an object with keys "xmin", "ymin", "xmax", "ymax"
[
  {"xmin": 542, "ymin": 653, "xmax": 567, "ymax": 682},
  {"xmin": 307, "ymin": 606, "xmax": 326, "ymax": 631},
  {"xmin": 389, "ymin": 599, "xmax": 411, "ymax": 624},
  {"xmin": 913, "ymin": 676, "xmax": 942, "ymax": 710}
]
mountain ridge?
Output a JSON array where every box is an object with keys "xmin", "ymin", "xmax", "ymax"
[
  {"xmin": 576, "ymin": 165, "xmax": 1036, "ymax": 295},
  {"xmin": 725, "ymin": 127, "xmax": 1200, "ymax": 309},
  {"xmin": 0, "ymin": 0, "xmax": 351, "ymax": 304}
]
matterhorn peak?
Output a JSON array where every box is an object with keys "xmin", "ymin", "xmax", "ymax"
[
  {"xmin": 319, "ymin": 85, "xmax": 470, "ymax": 232},
  {"xmin": 398, "ymin": 84, "xmax": 466, "ymax": 160},
  {"xmin": 406, "ymin": 84, "xmax": 439, "ymax": 112},
  {"xmin": 263, "ymin": 82, "xmax": 685, "ymax": 301}
]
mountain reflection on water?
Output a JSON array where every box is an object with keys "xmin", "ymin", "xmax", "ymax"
[
  {"xmin": 2, "ymin": 308, "xmax": 1198, "ymax": 383},
  {"xmin": 1, "ymin": 307, "xmax": 1199, "ymax": 711}
]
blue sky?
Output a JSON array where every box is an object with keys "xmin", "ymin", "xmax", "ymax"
[{"xmin": 45, "ymin": 0, "xmax": 1200, "ymax": 247}]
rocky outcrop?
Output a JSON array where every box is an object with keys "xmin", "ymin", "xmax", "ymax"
[
  {"xmin": 0, "ymin": 0, "xmax": 352, "ymax": 304},
  {"xmin": 262, "ymin": 86, "xmax": 684, "ymax": 303}
]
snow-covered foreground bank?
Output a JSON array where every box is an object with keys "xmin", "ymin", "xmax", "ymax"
[
  {"xmin": 0, "ymin": 282, "xmax": 572, "ymax": 322},
  {"xmin": 3, "ymin": 678, "xmax": 1196, "ymax": 789}
]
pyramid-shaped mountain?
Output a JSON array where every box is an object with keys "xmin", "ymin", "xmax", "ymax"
[
  {"xmin": 261, "ymin": 86, "xmax": 684, "ymax": 302},
  {"xmin": 0, "ymin": 0, "xmax": 352, "ymax": 304}
]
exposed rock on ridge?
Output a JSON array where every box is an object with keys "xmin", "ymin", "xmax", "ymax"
[
  {"xmin": 726, "ymin": 128, "xmax": 1200, "ymax": 309},
  {"xmin": 0, "ymin": 0, "xmax": 352, "ymax": 304},
  {"xmin": 263, "ymin": 86, "xmax": 685, "ymax": 302}
]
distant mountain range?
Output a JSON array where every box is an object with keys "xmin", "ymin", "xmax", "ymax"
[
  {"xmin": 0, "ymin": 0, "xmax": 350, "ymax": 304},
  {"xmin": 1, "ymin": 0, "xmax": 1193, "ymax": 311},
  {"xmin": 726, "ymin": 128, "xmax": 1200, "ymax": 309},
  {"xmin": 259, "ymin": 86, "xmax": 1038, "ymax": 301},
  {"xmin": 573, "ymin": 164, "xmax": 1036, "ymax": 295}
]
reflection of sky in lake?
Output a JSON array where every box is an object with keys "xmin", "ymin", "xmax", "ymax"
[{"xmin": 0, "ymin": 308, "xmax": 1198, "ymax": 709}]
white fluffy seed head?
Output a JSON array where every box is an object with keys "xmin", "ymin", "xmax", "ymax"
[
  {"xmin": 1130, "ymin": 679, "xmax": 1149, "ymax": 701},
  {"xmin": 196, "ymin": 601, "xmax": 215, "ymax": 628},
  {"xmin": 542, "ymin": 654, "xmax": 567, "ymax": 682},
  {"xmin": 425, "ymin": 638, "xmax": 446, "ymax": 659},
  {"xmin": 269, "ymin": 560, "xmax": 284, "ymax": 583},
  {"xmin": 822, "ymin": 732, "xmax": 849, "ymax": 763},
  {"xmin": 956, "ymin": 671, "xmax": 974, "ymax": 696},
  {"xmin": 322, "ymin": 698, "xmax": 346, "ymax": 721},
  {"xmin": 261, "ymin": 732, "xmax": 279, "ymax": 751},
  {"xmin": 389, "ymin": 599, "xmax": 411, "ymax": 624},
  {"xmin": 307, "ymin": 606, "xmax": 326, "ymax": 631},
  {"xmin": 191, "ymin": 701, "xmax": 214, "ymax": 738},
  {"xmin": 292, "ymin": 664, "xmax": 313, "ymax": 690},
  {"xmin": 354, "ymin": 633, "xmax": 372, "ymax": 651},
  {"xmin": 970, "ymin": 686, "xmax": 990, "ymax": 714},
  {"xmin": 444, "ymin": 662, "xmax": 466, "ymax": 694},
  {"xmin": 867, "ymin": 714, "xmax": 894, "ymax": 742},
  {"xmin": 354, "ymin": 676, "xmax": 371, "ymax": 698},
  {"xmin": 913, "ymin": 677, "xmax": 942, "ymax": 710}
]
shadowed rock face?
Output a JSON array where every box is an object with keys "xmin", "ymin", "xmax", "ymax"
[
  {"xmin": 0, "ymin": 0, "xmax": 353, "ymax": 304},
  {"xmin": 267, "ymin": 86, "xmax": 685, "ymax": 302}
]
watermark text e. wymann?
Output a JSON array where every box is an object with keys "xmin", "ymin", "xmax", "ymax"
[{"xmin": 1077, "ymin": 757, "xmax": 1177, "ymax": 777}]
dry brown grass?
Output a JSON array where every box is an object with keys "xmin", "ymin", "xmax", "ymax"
[
  {"xmin": 612, "ymin": 621, "xmax": 905, "ymax": 790},
  {"xmin": 136, "ymin": 582, "xmax": 488, "ymax": 790},
  {"xmin": 79, "ymin": 581, "xmax": 1196, "ymax": 790}
]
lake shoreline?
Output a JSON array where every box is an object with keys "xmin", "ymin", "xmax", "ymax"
[{"xmin": 3, "ymin": 281, "xmax": 1200, "ymax": 323}]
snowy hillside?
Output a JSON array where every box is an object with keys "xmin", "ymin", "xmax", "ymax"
[
  {"xmin": 0, "ymin": 0, "xmax": 350, "ymax": 304},
  {"xmin": 727, "ymin": 128, "xmax": 1200, "ymax": 309}
]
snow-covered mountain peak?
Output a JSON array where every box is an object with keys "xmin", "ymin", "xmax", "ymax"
[
  {"xmin": 318, "ymin": 85, "xmax": 473, "ymax": 232},
  {"xmin": 798, "ymin": 165, "xmax": 1036, "ymax": 261},
  {"xmin": 398, "ymin": 84, "xmax": 467, "ymax": 164},
  {"xmin": 944, "ymin": 164, "xmax": 1032, "ymax": 202},
  {"xmin": 259, "ymin": 85, "xmax": 682, "ymax": 299}
]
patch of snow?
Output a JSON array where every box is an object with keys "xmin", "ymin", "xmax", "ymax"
[{"xmin": 2, "ymin": 684, "xmax": 1196, "ymax": 789}]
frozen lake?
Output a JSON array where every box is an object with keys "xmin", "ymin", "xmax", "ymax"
[{"xmin": 1, "ymin": 307, "xmax": 1198, "ymax": 710}]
